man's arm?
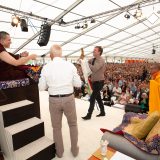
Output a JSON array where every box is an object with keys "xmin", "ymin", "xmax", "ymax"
[{"xmin": 38, "ymin": 67, "xmax": 48, "ymax": 91}]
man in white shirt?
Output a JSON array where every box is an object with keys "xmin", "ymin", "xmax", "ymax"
[{"xmin": 38, "ymin": 45, "xmax": 81, "ymax": 158}]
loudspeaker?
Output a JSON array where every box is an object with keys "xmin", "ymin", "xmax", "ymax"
[
  {"xmin": 37, "ymin": 23, "xmax": 51, "ymax": 47},
  {"xmin": 20, "ymin": 19, "xmax": 28, "ymax": 32}
]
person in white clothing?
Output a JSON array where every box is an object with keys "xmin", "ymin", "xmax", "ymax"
[
  {"xmin": 112, "ymin": 83, "xmax": 122, "ymax": 98},
  {"xmin": 38, "ymin": 44, "xmax": 81, "ymax": 158}
]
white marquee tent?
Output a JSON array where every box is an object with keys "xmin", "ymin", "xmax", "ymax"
[{"xmin": 0, "ymin": 0, "xmax": 160, "ymax": 62}]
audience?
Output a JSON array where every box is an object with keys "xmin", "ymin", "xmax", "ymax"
[
  {"xmin": 75, "ymin": 61, "xmax": 158, "ymax": 113},
  {"xmin": 139, "ymin": 92, "xmax": 149, "ymax": 112},
  {"xmin": 112, "ymin": 83, "xmax": 122, "ymax": 100},
  {"xmin": 117, "ymin": 90, "xmax": 129, "ymax": 105}
]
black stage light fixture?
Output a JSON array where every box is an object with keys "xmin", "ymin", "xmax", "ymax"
[
  {"xmin": 37, "ymin": 23, "xmax": 51, "ymax": 47},
  {"xmin": 20, "ymin": 19, "xmax": 28, "ymax": 32},
  {"xmin": 75, "ymin": 23, "xmax": 80, "ymax": 29},
  {"xmin": 124, "ymin": 13, "xmax": 130, "ymax": 19},
  {"xmin": 75, "ymin": 25, "xmax": 78, "ymax": 29},
  {"xmin": 90, "ymin": 18, "xmax": 96, "ymax": 23},
  {"xmin": 152, "ymin": 48, "xmax": 156, "ymax": 54},
  {"xmin": 59, "ymin": 18, "xmax": 66, "ymax": 25},
  {"xmin": 82, "ymin": 21, "xmax": 88, "ymax": 29}
]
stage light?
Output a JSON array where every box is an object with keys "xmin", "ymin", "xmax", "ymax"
[
  {"xmin": 11, "ymin": 15, "xmax": 20, "ymax": 27},
  {"xmin": 152, "ymin": 49, "xmax": 156, "ymax": 54},
  {"xmin": 133, "ymin": 5, "xmax": 142, "ymax": 18},
  {"xmin": 20, "ymin": 19, "xmax": 28, "ymax": 32},
  {"xmin": 136, "ymin": 9, "xmax": 142, "ymax": 17},
  {"xmin": 90, "ymin": 18, "xmax": 96, "ymax": 23},
  {"xmin": 75, "ymin": 23, "xmax": 80, "ymax": 29},
  {"xmin": 124, "ymin": 13, "xmax": 130, "ymax": 19},
  {"xmin": 82, "ymin": 21, "xmax": 88, "ymax": 29},
  {"xmin": 59, "ymin": 18, "xmax": 66, "ymax": 26}
]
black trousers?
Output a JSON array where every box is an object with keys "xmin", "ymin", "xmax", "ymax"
[{"xmin": 88, "ymin": 81, "xmax": 105, "ymax": 115}]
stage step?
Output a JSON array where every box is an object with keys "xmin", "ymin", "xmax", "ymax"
[
  {"xmin": 14, "ymin": 137, "xmax": 55, "ymax": 160},
  {"xmin": 0, "ymin": 100, "xmax": 35, "ymax": 127},
  {"xmin": 5, "ymin": 117, "xmax": 44, "ymax": 150}
]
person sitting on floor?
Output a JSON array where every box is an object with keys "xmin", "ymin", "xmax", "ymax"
[
  {"xmin": 102, "ymin": 85, "xmax": 112, "ymax": 102},
  {"xmin": 131, "ymin": 86, "xmax": 142, "ymax": 104},
  {"xmin": 139, "ymin": 92, "xmax": 149, "ymax": 113},
  {"xmin": 130, "ymin": 82, "xmax": 137, "ymax": 96},
  {"xmin": 117, "ymin": 90, "xmax": 129, "ymax": 105},
  {"xmin": 112, "ymin": 83, "xmax": 122, "ymax": 100}
]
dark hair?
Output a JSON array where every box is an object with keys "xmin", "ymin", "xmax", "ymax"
[
  {"xmin": 95, "ymin": 46, "xmax": 103, "ymax": 55},
  {"xmin": 0, "ymin": 31, "xmax": 9, "ymax": 40}
]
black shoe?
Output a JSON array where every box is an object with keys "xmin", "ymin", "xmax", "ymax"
[
  {"xmin": 96, "ymin": 113, "xmax": 105, "ymax": 117},
  {"xmin": 110, "ymin": 100, "xmax": 114, "ymax": 106},
  {"xmin": 82, "ymin": 114, "xmax": 91, "ymax": 120}
]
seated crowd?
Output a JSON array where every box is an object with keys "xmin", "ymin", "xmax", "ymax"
[{"xmin": 75, "ymin": 62, "xmax": 154, "ymax": 113}]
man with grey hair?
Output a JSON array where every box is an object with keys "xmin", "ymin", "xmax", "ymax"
[{"xmin": 38, "ymin": 44, "xmax": 81, "ymax": 158}]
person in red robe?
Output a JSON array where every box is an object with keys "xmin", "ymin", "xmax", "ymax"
[{"xmin": 0, "ymin": 31, "xmax": 37, "ymax": 81}]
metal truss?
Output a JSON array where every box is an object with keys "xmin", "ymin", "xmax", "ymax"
[{"xmin": 12, "ymin": 0, "xmax": 84, "ymax": 54}]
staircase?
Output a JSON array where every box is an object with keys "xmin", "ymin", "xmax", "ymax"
[{"xmin": 0, "ymin": 100, "xmax": 55, "ymax": 160}]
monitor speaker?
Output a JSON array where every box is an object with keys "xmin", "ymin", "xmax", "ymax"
[{"xmin": 37, "ymin": 23, "xmax": 51, "ymax": 47}]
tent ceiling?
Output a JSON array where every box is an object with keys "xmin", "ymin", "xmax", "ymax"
[{"xmin": 0, "ymin": 0, "xmax": 160, "ymax": 61}]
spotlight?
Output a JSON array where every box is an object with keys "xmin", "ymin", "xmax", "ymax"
[
  {"xmin": 75, "ymin": 23, "xmax": 80, "ymax": 29},
  {"xmin": 136, "ymin": 9, "xmax": 142, "ymax": 17},
  {"xmin": 133, "ymin": 5, "xmax": 142, "ymax": 18},
  {"xmin": 11, "ymin": 15, "xmax": 20, "ymax": 27},
  {"xmin": 152, "ymin": 49, "xmax": 156, "ymax": 54},
  {"xmin": 124, "ymin": 13, "xmax": 130, "ymax": 19},
  {"xmin": 58, "ymin": 18, "xmax": 66, "ymax": 26},
  {"xmin": 82, "ymin": 21, "xmax": 88, "ymax": 29},
  {"xmin": 37, "ymin": 22, "xmax": 51, "ymax": 47},
  {"xmin": 157, "ymin": 10, "xmax": 160, "ymax": 14},
  {"xmin": 20, "ymin": 19, "xmax": 28, "ymax": 32},
  {"xmin": 90, "ymin": 18, "xmax": 96, "ymax": 23}
]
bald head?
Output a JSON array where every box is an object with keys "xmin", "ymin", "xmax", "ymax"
[{"xmin": 50, "ymin": 44, "xmax": 62, "ymax": 59}]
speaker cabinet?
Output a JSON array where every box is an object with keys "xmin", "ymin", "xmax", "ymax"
[{"xmin": 37, "ymin": 23, "xmax": 51, "ymax": 47}]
